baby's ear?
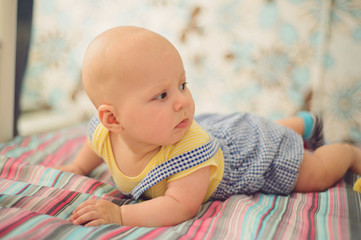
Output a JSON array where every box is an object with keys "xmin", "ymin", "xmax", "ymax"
[{"xmin": 98, "ymin": 104, "xmax": 124, "ymax": 133}]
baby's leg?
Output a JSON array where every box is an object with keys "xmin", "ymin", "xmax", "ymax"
[
  {"xmin": 276, "ymin": 112, "xmax": 324, "ymax": 150},
  {"xmin": 276, "ymin": 117, "xmax": 304, "ymax": 135},
  {"xmin": 294, "ymin": 143, "xmax": 361, "ymax": 192}
]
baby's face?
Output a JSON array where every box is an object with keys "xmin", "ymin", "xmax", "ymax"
[{"xmin": 110, "ymin": 31, "xmax": 195, "ymax": 146}]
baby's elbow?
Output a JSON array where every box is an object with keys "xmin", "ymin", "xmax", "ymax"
[
  {"xmin": 166, "ymin": 206, "xmax": 197, "ymax": 226},
  {"xmin": 156, "ymin": 208, "xmax": 193, "ymax": 227},
  {"xmin": 165, "ymin": 196, "xmax": 201, "ymax": 225},
  {"xmin": 186, "ymin": 203, "xmax": 201, "ymax": 219},
  {"xmin": 177, "ymin": 200, "xmax": 201, "ymax": 223}
]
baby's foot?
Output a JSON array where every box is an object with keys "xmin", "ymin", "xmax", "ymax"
[{"xmin": 304, "ymin": 113, "xmax": 324, "ymax": 151}]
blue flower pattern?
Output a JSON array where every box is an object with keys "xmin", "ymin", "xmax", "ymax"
[{"xmin": 21, "ymin": 0, "xmax": 361, "ymax": 143}]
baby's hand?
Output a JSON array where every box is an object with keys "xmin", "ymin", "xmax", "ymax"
[
  {"xmin": 70, "ymin": 199, "xmax": 123, "ymax": 227},
  {"xmin": 54, "ymin": 163, "xmax": 86, "ymax": 175}
]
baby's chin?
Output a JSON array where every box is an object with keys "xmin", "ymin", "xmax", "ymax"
[
  {"xmin": 172, "ymin": 127, "xmax": 192, "ymax": 145},
  {"xmin": 159, "ymin": 131, "xmax": 188, "ymax": 147}
]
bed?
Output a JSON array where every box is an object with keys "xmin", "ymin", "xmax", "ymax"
[{"xmin": 1, "ymin": 123, "xmax": 361, "ymax": 239}]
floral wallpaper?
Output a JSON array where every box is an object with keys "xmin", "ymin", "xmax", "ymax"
[{"xmin": 21, "ymin": 0, "xmax": 361, "ymax": 143}]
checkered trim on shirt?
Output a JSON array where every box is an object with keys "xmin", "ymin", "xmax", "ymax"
[
  {"xmin": 88, "ymin": 116, "xmax": 101, "ymax": 142},
  {"xmin": 131, "ymin": 138, "xmax": 220, "ymax": 200}
]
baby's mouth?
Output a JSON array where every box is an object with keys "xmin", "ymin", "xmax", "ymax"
[{"xmin": 176, "ymin": 119, "xmax": 188, "ymax": 128}]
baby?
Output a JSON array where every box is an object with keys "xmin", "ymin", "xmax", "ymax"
[{"xmin": 57, "ymin": 26, "xmax": 361, "ymax": 227}]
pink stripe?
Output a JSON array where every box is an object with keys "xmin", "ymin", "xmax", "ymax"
[
  {"xmin": 193, "ymin": 217, "xmax": 213, "ymax": 239},
  {"xmin": 328, "ymin": 188, "xmax": 335, "ymax": 240},
  {"xmin": 15, "ymin": 184, "xmax": 31, "ymax": 195},
  {"xmin": 197, "ymin": 201, "xmax": 228, "ymax": 239},
  {"xmin": 298, "ymin": 194, "xmax": 310, "ymax": 239},
  {"xmin": 49, "ymin": 192, "xmax": 78, "ymax": 216},
  {"xmin": 8, "ymin": 160, "xmax": 24, "ymax": 180},
  {"xmin": 51, "ymin": 172, "xmax": 63, "ymax": 187},
  {"xmin": 0, "ymin": 211, "xmax": 37, "ymax": 236},
  {"xmin": 4, "ymin": 134, "xmax": 60, "ymax": 166},
  {"xmin": 336, "ymin": 182, "xmax": 348, "ymax": 240},
  {"xmin": 179, "ymin": 206, "xmax": 214, "ymax": 240},
  {"xmin": 255, "ymin": 196, "xmax": 277, "ymax": 237},
  {"xmin": 178, "ymin": 201, "xmax": 225, "ymax": 240},
  {"xmin": 138, "ymin": 202, "xmax": 222, "ymax": 240},
  {"xmin": 204, "ymin": 201, "xmax": 226, "ymax": 239},
  {"xmin": 5, "ymin": 136, "xmax": 52, "ymax": 163},
  {"xmin": 82, "ymin": 227, "xmax": 98, "ymax": 239},
  {"xmin": 63, "ymin": 176, "xmax": 107, "ymax": 198},
  {"xmin": 38, "ymin": 135, "xmax": 60, "ymax": 151},
  {"xmin": 181, "ymin": 219, "xmax": 203, "ymax": 239},
  {"xmin": 0, "ymin": 144, "xmax": 17, "ymax": 155},
  {"xmin": 36, "ymin": 141, "xmax": 52, "ymax": 152},
  {"xmin": 13, "ymin": 190, "xmax": 57, "ymax": 214},
  {"xmin": 0, "ymin": 158, "xmax": 15, "ymax": 179},
  {"xmin": 99, "ymin": 226, "xmax": 133, "ymax": 238},
  {"xmin": 29, "ymin": 166, "xmax": 46, "ymax": 186},
  {"xmin": 11, "ymin": 161, "xmax": 29, "ymax": 182},
  {"xmin": 309, "ymin": 193, "xmax": 318, "ymax": 240},
  {"xmin": 138, "ymin": 227, "xmax": 167, "ymax": 239},
  {"xmin": 42, "ymin": 137, "xmax": 85, "ymax": 167},
  {"xmin": 89, "ymin": 181, "xmax": 103, "ymax": 194},
  {"xmin": 38, "ymin": 191, "xmax": 65, "ymax": 214},
  {"xmin": 300, "ymin": 193, "xmax": 315, "ymax": 239},
  {"xmin": 40, "ymin": 186, "xmax": 59, "ymax": 198},
  {"xmin": 275, "ymin": 195, "xmax": 296, "ymax": 239},
  {"xmin": 12, "ymin": 217, "xmax": 60, "ymax": 239},
  {"xmin": 0, "ymin": 158, "xmax": 27, "ymax": 180},
  {"xmin": 199, "ymin": 201, "xmax": 223, "ymax": 219},
  {"xmin": 15, "ymin": 150, "xmax": 37, "ymax": 163},
  {"xmin": 103, "ymin": 189, "xmax": 121, "ymax": 198},
  {"xmin": 80, "ymin": 179, "xmax": 99, "ymax": 194},
  {"xmin": 20, "ymin": 136, "xmax": 31, "ymax": 147}
]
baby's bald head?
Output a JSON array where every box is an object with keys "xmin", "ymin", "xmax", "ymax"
[{"xmin": 82, "ymin": 26, "xmax": 177, "ymax": 108}]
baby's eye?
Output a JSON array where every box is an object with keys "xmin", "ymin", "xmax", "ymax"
[
  {"xmin": 179, "ymin": 82, "xmax": 187, "ymax": 90},
  {"xmin": 155, "ymin": 92, "xmax": 167, "ymax": 100}
]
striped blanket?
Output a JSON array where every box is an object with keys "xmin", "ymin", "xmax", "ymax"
[{"xmin": 0, "ymin": 124, "xmax": 360, "ymax": 239}]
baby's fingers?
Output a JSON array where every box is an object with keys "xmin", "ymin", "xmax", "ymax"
[
  {"xmin": 72, "ymin": 199, "xmax": 97, "ymax": 214},
  {"xmin": 72, "ymin": 210, "xmax": 100, "ymax": 226},
  {"xmin": 71, "ymin": 200, "xmax": 98, "ymax": 224},
  {"xmin": 84, "ymin": 219, "xmax": 105, "ymax": 227}
]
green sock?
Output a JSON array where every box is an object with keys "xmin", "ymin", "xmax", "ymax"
[{"xmin": 296, "ymin": 111, "xmax": 314, "ymax": 139}]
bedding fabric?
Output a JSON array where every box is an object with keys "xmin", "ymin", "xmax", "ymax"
[{"xmin": 0, "ymin": 124, "xmax": 361, "ymax": 239}]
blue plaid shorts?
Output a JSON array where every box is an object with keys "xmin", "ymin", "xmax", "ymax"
[{"xmin": 195, "ymin": 113, "xmax": 304, "ymax": 200}]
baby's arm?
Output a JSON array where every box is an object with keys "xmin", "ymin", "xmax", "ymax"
[
  {"xmin": 71, "ymin": 166, "xmax": 211, "ymax": 227},
  {"xmin": 55, "ymin": 141, "xmax": 103, "ymax": 175}
]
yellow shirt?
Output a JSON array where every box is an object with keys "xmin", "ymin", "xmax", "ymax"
[{"xmin": 88, "ymin": 120, "xmax": 224, "ymax": 202}]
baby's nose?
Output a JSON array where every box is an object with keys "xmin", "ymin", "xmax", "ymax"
[{"xmin": 173, "ymin": 95, "xmax": 188, "ymax": 112}]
